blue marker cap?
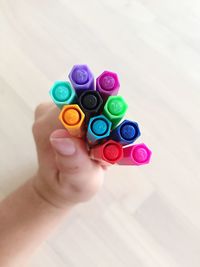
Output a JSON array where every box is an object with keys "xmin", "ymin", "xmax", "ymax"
[
  {"xmin": 49, "ymin": 81, "xmax": 76, "ymax": 109},
  {"xmin": 87, "ymin": 115, "xmax": 112, "ymax": 145},
  {"xmin": 110, "ymin": 120, "xmax": 141, "ymax": 145}
]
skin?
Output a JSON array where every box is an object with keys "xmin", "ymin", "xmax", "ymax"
[{"xmin": 0, "ymin": 103, "xmax": 105, "ymax": 267}]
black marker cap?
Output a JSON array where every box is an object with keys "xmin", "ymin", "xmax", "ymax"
[{"xmin": 78, "ymin": 90, "xmax": 104, "ymax": 120}]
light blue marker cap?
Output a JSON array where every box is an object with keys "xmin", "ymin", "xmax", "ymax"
[
  {"xmin": 49, "ymin": 81, "xmax": 76, "ymax": 109},
  {"xmin": 87, "ymin": 115, "xmax": 112, "ymax": 145}
]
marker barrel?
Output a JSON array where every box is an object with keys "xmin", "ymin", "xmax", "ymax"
[
  {"xmin": 96, "ymin": 71, "xmax": 120, "ymax": 99},
  {"xmin": 118, "ymin": 143, "xmax": 152, "ymax": 166},
  {"xmin": 110, "ymin": 120, "xmax": 141, "ymax": 145},
  {"xmin": 90, "ymin": 140, "xmax": 123, "ymax": 165},
  {"xmin": 59, "ymin": 104, "xmax": 85, "ymax": 138},
  {"xmin": 49, "ymin": 81, "xmax": 76, "ymax": 109},
  {"xmin": 103, "ymin": 96, "xmax": 128, "ymax": 128},
  {"xmin": 78, "ymin": 90, "xmax": 103, "ymax": 121},
  {"xmin": 69, "ymin": 64, "xmax": 94, "ymax": 94},
  {"xmin": 87, "ymin": 115, "xmax": 112, "ymax": 145}
]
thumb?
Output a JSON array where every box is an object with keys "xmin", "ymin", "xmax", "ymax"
[
  {"xmin": 49, "ymin": 129, "xmax": 91, "ymax": 175},
  {"xmin": 49, "ymin": 129, "xmax": 104, "ymax": 204}
]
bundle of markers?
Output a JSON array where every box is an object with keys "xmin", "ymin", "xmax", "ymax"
[{"xmin": 49, "ymin": 65, "xmax": 152, "ymax": 166}]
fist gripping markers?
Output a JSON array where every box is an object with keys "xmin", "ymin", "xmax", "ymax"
[{"xmin": 50, "ymin": 65, "xmax": 152, "ymax": 166}]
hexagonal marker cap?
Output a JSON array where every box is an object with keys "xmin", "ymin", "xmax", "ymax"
[
  {"xmin": 111, "ymin": 119, "xmax": 141, "ymax": 145},
  {"xmin": 96, "ymin": 71, "xmax": 120, "ymax": 99},
  {"xmin": 132, "ymin": 144, "xmax": 151, "ymax": 165},
  {"xmin": 87, "ymin": 115, "xmax": 112, "ymax": 144},
  {"xmin": 49, "ymin": 81, "xmax": 76, "ymax": 109},
  {"xmin": 103, "ymin": 96, "xmax": 128, "ymax": 128},
  {"xmin": 59, "ymin": 104, "xmax": 85, "ymax": 137},
  {"xmin": 68, "ymin": 65, "xmax": 94, "ymax": 92},
  {"xmin": 118, "ymin": 143, "xmax": 152, "ymax": 166},
  {"xmin": 78, "ymin": 90, "xmax": 104, "ymax": 119},
  {"xmin": 90, "ymin": 140, "xmax": 123, "ymax": 165}
]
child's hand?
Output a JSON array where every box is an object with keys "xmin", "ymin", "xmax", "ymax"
[{"xmin": 32, "ymin": 103, "xmax": 105, "ymax": 209}]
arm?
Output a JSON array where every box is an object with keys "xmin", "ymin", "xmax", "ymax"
[
  {"xmin": 0, "ymin": 103, "xmax": 105, "ymax": 267},
  {"xmin": 0, "ymin": 178, "xmax": 72, "ymax": 267}
]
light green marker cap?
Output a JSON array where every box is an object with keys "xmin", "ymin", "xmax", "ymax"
[
  {"xmin": 49, "ymin": 81, "xmax": 76, "ymax": 109},
  {"xmin": 103, "ymin": 96, "xmax": 128, "ymax": 128}
]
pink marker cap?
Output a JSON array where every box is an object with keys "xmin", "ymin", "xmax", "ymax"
[{"xmin": 118, "ymin": 143, "xmax": 152, "ymax": 166}]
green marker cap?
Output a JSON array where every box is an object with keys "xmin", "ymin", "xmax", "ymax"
[{"xmin": 103, "ymin": 96, "xmax": 128, "ymax": 128}]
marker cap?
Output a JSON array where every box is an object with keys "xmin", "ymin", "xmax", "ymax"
[
  {"xmin": 69, "ymin": 65, "xmax": 94, "ymax": 93},
  {"xmin": 96, "ymin": 71, "xmax": 120, "ymax": 99},
  {"xmin": 118, "ymin": 143, "xmax": 152, "ymax": 165},
  {"xmin": 103, "ymin": 96, "xmax": 128, "ymax": 128},
  {"xmin": 78, "ymin": 90, "xmax": 104, "ymax": 121},
  {"xmin": 49, "ymin": 81, "xmax": 76, "ymax": 109},
  {"xmin": 110, "ymin": 120, "xmax": 141, "ymax": 145},
  {"xmin": 59, "ymin": 104, "xmax": 85, "ymax": 137},
  {"xmin": 87, "ymin": 115, "xmax": 112, "ymax": 145},
  {"xmin": 90, "ymin": 140, "xmax": 123, "ymax": 165}
]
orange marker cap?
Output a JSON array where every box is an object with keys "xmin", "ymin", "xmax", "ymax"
[{"xmin": 59, "ymin": 104, "xmax": 85, "ymax": 137}]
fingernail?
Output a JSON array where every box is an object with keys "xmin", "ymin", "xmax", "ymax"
[{"xmin": 50, "ymin": 137, "xmax": 76, "ymax": 156}]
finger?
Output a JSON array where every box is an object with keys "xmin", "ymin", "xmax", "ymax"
[
  {"xmin": 50, "ymin": 129, "xmax": 92, "ymax": 174},
  {"xmin": 49, "ymin": 129, "xmax": 104, "ymax": 189},
  {"xmin": 33, "ymin": 104, "xmax": 63, "ymax": 141},
  {"xmin": 34, "ymin": 102, "xmax": 54, "ymax": 120},
  {"xmin": 32, "ymin": 104, "xmax": 64, "ymax": 172}
]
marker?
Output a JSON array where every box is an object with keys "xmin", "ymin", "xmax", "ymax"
[
  {"xmin": 103, "ymin": 96, "xmax": 128, "ymax": 128},
  {"xmin": 78, "ymin": 90, "xmax": 104, "ymax": 121},
  {"xmin": 90, "ymin": 140, "xmax": 123, "ymax": 165},
  {"xmin": 49, "ymin": 81, "xmax": 76, "ymax": 109},
  {"xmin": 87, "ymin": 115, "xmax": 112, "ymax": 145},
  {"xmin": 96, "ymin": 71, "xmax": 120, "ymax": 99},
  {"xmin": 69, "ymin": 64, "xmax": 94, "ymax": 94},
  {"xmin": 59, "ymin": 104, "xmax": 85, "ymax": 137},
  {"xmin": 118, "ymin": 143, "xmax": 152, "ymax": 166},
  {"xmin": 110, "ymin": 120, "xmax": 141, "ymax": 145}
]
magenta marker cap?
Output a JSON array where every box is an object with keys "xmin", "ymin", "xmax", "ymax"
[
  {"xmin": 118, "ymin": 143, "xmax": 152, "ymax": 166},
  {"xmin": 96, "ymin": 71, "xmax": 120, "ymax": 99},
  {"xmin": 69, "ymin": 64, "xmax": 94, "ymax": 93}
]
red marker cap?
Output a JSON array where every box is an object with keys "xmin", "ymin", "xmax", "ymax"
[{"xmin": 90, "ymin": 140, "xmax": 123, "ymax": 165}]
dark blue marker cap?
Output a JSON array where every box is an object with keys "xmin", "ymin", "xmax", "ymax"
[
  {"xmin": 87, "ymin": 115, "xmax": 112, "ymax": 145},
  {"xmin": 110, "ymin": 119, "xmax": 141, "ymax": 145}
]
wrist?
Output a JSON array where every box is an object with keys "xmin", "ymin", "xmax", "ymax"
[{"xmin": 31, "ymin": 175, "xmax": 75, "ymax": 211}]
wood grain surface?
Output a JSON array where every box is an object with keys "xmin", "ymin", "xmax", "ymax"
[{"xmin": 0, "ymin": 0, "xmax": 200, "ymax": 266}]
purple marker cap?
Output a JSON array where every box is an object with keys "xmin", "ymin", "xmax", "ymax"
[
  {"xmin": 96, "ymin": 71, "xmax": 120, "ymax": 99},
  {"xmin": 69, "ymin": 65, "xmax": 94, "ymax": 93}
]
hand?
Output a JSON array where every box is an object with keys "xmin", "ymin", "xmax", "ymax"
[{"xmin": 32, "ymin": 103, "xmax": 105, "ymax": 209}]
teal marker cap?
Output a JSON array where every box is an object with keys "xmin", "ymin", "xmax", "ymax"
[
  {"xmin": 49, "ymin": 81, "xmax": 76, "ymax": 109},
  {"xmin": 103, "ymin": 96, "xmax": 128, "ymax": 128}
]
